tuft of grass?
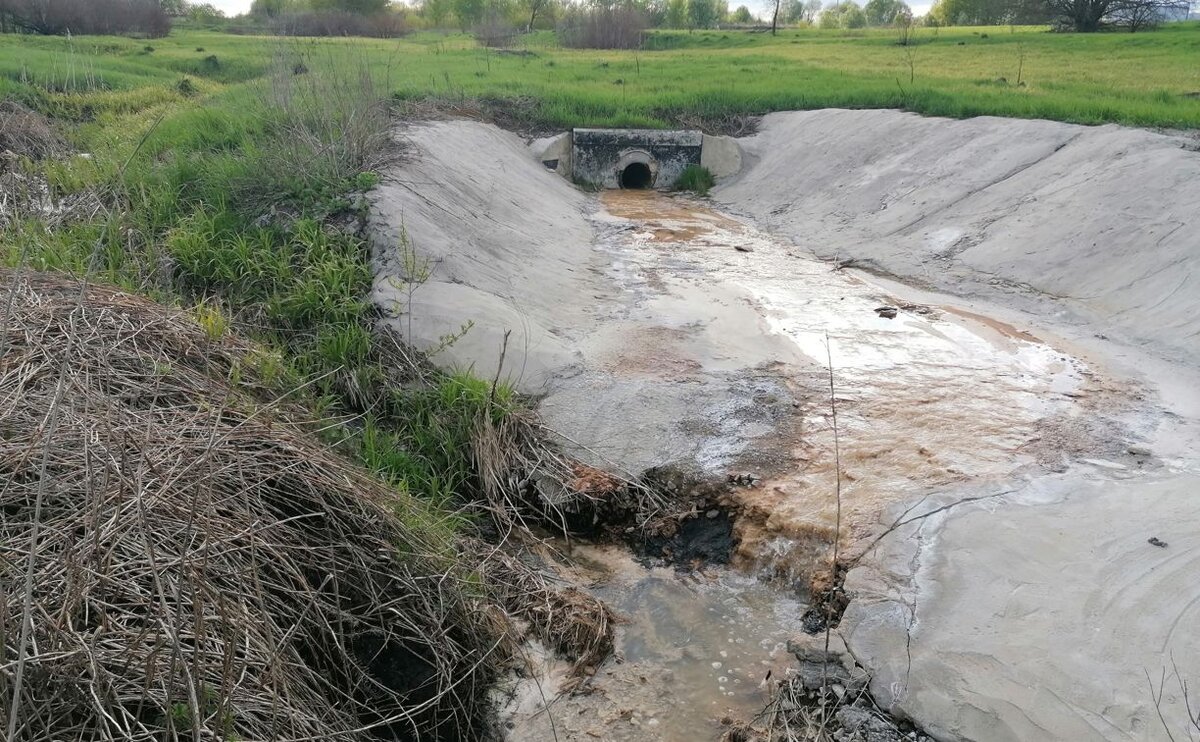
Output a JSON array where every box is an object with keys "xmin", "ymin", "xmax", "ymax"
[{"xmin": 674, "ymin": 164, "xmax": 715, "ymax": 195}]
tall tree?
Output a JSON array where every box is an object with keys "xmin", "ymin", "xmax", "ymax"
[
  {"xmin": 1045, "ymin": 0, "xmax": 1188, "ymax": 29},
  {"xmin": 819, "ymin": 1, "xmax": 866, "ymax": 26},
  {"xmin": 665, "ymin": 0, "xmax": 688, "ymax": 25},
  {"xmin": 250, "ymin": 0, "xmax": 291, "ymax": 16},
  {"xmin": 424, "ymin": 0, "xmax": 451, "ymax": 24},
  {"xmin": 452, "ymin": 0, "xmax": 484, "ymax": 28},
  {"xmin": 311, "ymin": 0, "xmax": 390, "ymax": 12},
  {"xmin": 520, "ymin": 0, "xmax": 550, "ymax": 28},
  {"xmin": 864, "ymin": 0, "xmax": 909, "ymax": 24},
  {"xmin": 687, "ymin": 0, "xmax": 719, "ymax": 27}
]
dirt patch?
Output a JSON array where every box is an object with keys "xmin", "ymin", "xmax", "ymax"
[
  {"xmin": 601, "ymin": 188, "xmax": 741, "ymax": 237},
  {"xmin": 598, "ymin": 325, "xmax": 705, "ymax": 377},
  {"xmin": 643, "ymin": 507, "xmax": 737, "ymax": 564},
  {"xmin": 939, "ymin": 304, "xmax": 1040, "ymax": 344}
]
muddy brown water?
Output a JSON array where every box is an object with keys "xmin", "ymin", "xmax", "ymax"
[
  {"xmin": 501, "ymin": 189, "xmax": 1117, "ymax": 740},
  {"xmin": 500, "ymin": 545, "xmax": 805, "ymax": 741}
]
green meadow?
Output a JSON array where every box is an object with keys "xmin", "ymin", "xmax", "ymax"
[{"xmin": 2, "ymin": 23, "xmax": 1198, "ymax": 139}]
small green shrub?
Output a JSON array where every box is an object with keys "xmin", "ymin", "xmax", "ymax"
[
  {"xmin": 354, "ymin": 171, "xmax": 380, "ymax": 190},
  {"xmin": 673, "ymin": 164, "xmax": 715, "ymax": 196}
]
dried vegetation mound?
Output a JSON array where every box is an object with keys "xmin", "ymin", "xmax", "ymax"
[
  {"xmin": 0, "ymin": 270, "xmax": 503, "ymax": 741},
  {"xmin": 0, "ymin": 101, "xmax": 64, "ymax": 161}
]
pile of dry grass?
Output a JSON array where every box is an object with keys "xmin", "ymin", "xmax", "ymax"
[
  {"xmin": 471, "ymin": 409, "xmax": 668, "ymax": 541},
  {"xmin": 0, "ymin": 102, "xmax": 103, "ymax": 229},
  {"xmin": 0, "ymin": 270, "xmax": 506, "ymax": 741},
  {"xmin": 0, "ymin": 101, "xmax": 63, "ymax": 161}
]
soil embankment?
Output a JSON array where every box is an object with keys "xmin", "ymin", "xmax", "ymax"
[{"xmin": 372, "ymin": 115, "xmax": 1200, "ymax": 742}]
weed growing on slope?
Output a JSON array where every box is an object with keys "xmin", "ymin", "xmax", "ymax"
[{"xmin": 674, "ymin": 164, "xmax": 715, "ymax": 195}]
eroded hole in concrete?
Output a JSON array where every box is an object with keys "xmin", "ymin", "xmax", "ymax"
[{"xmin": 620, "ymin": 161, "xmax": 653, "ymax": 189}]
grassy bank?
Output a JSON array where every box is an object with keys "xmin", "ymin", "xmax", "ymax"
[
  {"xmin": 0, "ymin": 33, "xmax": 548, "ymax": 742},
  {"xmin": 2, "ymin": 39, "xmax": 516, "ymax": 509}
]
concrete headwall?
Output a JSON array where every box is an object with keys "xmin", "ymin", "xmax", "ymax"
[
  {"xmin": 700, "ymin": 134, "xmax": 742, "ymax": 179},
  {"xmin": 571, "ymin": 128, "xmax": 703, "ymax": 189}
]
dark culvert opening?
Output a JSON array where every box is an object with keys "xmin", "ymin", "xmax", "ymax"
[{"xmin": 620, "ymin": 162, "xmax": 653, "ymax": 189}]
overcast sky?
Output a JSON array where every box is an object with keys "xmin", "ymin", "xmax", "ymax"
[
  {"xmin": 201, "ymin": 0, "xmax": 935, "ymax": 19},
  {"xmin": 207, "ymin": 0, "xmax": 252, "ymax": 13}
]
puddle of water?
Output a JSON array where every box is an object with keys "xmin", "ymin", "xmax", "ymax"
[{"xmin": 502, "ymin": 545, "xmax": 804, "ymax": 742}]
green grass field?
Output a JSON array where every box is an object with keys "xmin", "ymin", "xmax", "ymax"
[{"xmin": 2, "ymin": 23, "xmax": 1199, "ymax": 138}]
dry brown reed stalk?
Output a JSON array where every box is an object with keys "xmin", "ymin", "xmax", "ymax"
[{"xmin": 0, "ymin": 269, "xmax": 506, "ymax": 741}]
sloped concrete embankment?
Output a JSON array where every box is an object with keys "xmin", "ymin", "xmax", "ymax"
[
  {"xmin": 715, "ymin": 109, "xmax": 1200, "ymax": 365},
  {"xmin": 716, "ymin": 110, "xmax": 1200, "ymax": 742}
]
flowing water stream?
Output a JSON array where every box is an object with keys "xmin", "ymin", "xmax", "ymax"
[{"xmin": 502, "ymin": 189, "xmax": 1125, "ymax": 740}]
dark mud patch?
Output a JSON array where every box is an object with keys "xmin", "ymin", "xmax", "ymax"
[
  {"xmin": 629, "ymin": 465, "xmax": 740, "ymax": 567},
  {"xmin": 800, "ymin": 561, "xmax": 850, "ymax": 635},
  {"xmin": 545, "ymin": 463, "xmax": 742, "ymax": 568},
  {"xmin": 640, "ymin": 507, "xmax": 736, "ymax": 565}
]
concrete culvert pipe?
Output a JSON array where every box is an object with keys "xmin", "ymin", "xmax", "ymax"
[{"xmin": 620, "ymin": 161, "xmax": 653, "ymax": 189}]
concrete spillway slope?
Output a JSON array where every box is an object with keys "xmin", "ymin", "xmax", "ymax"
[
  {"xmin": 715, "ymin": 109, "xmax": 1200, "ymax": 365},
  {"xmin": 713, "ymin": 110, "xmax": 1200, "ymax": 741},
  {"xmin": 371, "ymin": 115, "xmax": 1200, "ymax": 741}
]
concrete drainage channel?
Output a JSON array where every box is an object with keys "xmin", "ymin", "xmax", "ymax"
[{"xmin": 371, "ymin": 113, "xmax": 1200, "ymax": 741}]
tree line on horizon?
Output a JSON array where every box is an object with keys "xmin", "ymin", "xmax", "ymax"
[
  {"xmin": 0, "ymin": 0, "xmax": 1191, "ymax": 43},
  {"xmin": 249, "ymin": 0, "xmax": 1197, "ymax": 33}
]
